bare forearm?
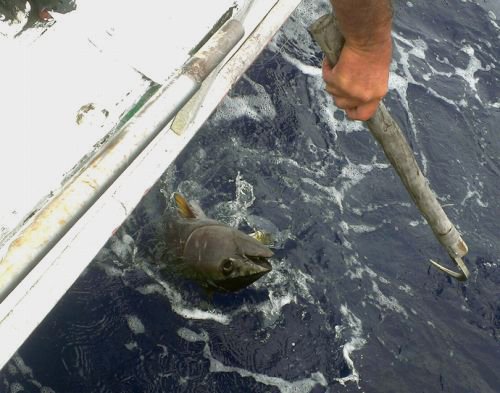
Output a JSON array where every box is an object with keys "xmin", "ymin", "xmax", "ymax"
[{"xmin": 330, "ymin": 0, "xmax": 393, "ymax": 50}]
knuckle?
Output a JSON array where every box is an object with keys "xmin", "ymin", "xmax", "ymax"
[
  {"xmin": 358, "ymin": 90, "xmax": 378, "ymax": 104},
  {"xmin": 358, "ymin": 92, "xmax": 372, "ymax": 103}
]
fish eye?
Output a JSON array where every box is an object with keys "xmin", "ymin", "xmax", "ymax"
[{"xmin": 221, "ymin": 259, "xmax": 234, "ymax": 275}]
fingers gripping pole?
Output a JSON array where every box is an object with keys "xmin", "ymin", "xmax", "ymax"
[{"xmin": 309, "ymin": 14, "xmax": 469, "ymax": 280}]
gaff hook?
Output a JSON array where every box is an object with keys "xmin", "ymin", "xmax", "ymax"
[
  {"xmin": 430, "ymin": 256, "xmax": 470, "ymax": 281},
  {"xmin": 309, "ymin": 13, "xmax": 471, "ymax": 281}
]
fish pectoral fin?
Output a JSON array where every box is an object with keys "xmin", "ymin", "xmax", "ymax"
[
  {"xmin": 174, "ymin": 193, "xmax": 197, "ymax": 219},
  {"xmin": 249, "ymin": 230, "xmax": 273, "ymax": 245}
]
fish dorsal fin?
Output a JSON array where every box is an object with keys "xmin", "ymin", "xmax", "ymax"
[
  {"xmin": 174, "ymin": 193, "xmax": 197, "ymax": 218},
  {"xmin": 187, "ymin": 200, "xmax": 207, "ymax": 219}
]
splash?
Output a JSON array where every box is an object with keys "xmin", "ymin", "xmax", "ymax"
[
  {"xmin": 96, "ymin": 178, "xmax": 304, "ymax": 330},
  {"xmin": 212, "ymin": 172, "xmax": 256, "ymax": 227}
]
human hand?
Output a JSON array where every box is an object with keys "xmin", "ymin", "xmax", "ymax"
[{"xmin": 322, "ymin": 39, "xmax": 392, "ymax": 121}]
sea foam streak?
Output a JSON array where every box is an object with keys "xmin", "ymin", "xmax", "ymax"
[{"xmin": 178, "ymin": 327, "xmax": 328, "ymax": 393}]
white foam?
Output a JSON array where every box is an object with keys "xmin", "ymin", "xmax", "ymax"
[
  {"xmin": 409, "ymin": 220, "xmax": 420, "ymax": 227},
  {"xmin": 9, "ymin": 355, "xmax": 33, "ymax": 378},
  {"xmin": 301, "ymin": 177, "xmax": 344, "ymax": 212},
  {"xmin": 232, "ymin": 258, "xmax": 320, "ymax": 326},
  {"xmin": 98, "ymin": 262, "xmax": 125, "ymax": 277},
  {"xmin": 5, "ymin": 354, "xmax": 56, "ymax": 393},
  {"xmin": 212, "ymin": 172, "xmax": 256, "ymax": 228},
  {"xmin": 211, "ymin": 74, "xmax": 277, "ymax": 124},
  {"xmin": 342, "ymin": 252, "xmax": 410, "ymax": 319},
  {"xmin": 343, "ymin": 222, "xmax": 377, "ymax": 234},
  {"xmin": 455, "ymin": 44, "xmax": 487, "ymax": 103},
  {"xmin": 109, "ymin": 233, "xmax": 137, "ymax": 262},
  {"xmin": 398, "ymin": 284, "xmax": 414, "ymax": 295},
  {"xmin": 266, "ymin": 0, "xmax": 329, "ymax": 74},
  {"xmin": 390, "ymin": 34, "xmax": 424, "ymax": 141},
  {"xmin": 177, "ymin": 327, "xmax": 328, "ymax": 393},
  {"xmin": 342, "ymin": 254, "xmax": 363, "ymax": 272},
  {"xmin": 461, "ymin": 183, "xmax": 488, "ymax": 208},
  {"xmin": 125, "ymin": 341, "xmax": 139, "ymax": 351},
  {"xmin": 9, "ymin": 382, "xmax": 24, "ymax": 393},
  {"xmin": 286, "ymin": 0, "xmax": 331, "ymax": 32},
  {"xmin": 301, "ymin": 159, "xmax": 389, "ymax": 214},
  {"xmin": 273, "ymin": 155, "xmax": 327, "ymax": 179},
  {"xmin": 125, "ymin": 315, "xmax": 145, "ymax": 335},
  {"xmin": 250, "ymin": 290, "xmax": 295, "ymax": 327},
  {"xmin": 288, "ymin": 268, "xmax": 316, "ymax": 305},
  {"xmin": 481, "ymin": 261, "xmax": 498, "ymax": 269},
  {"xmin": 394, "ymin": 31, "xmax": 492, "ymax": 116},
  {"xmin": 277, "ymin": 48, "xmax": 322, "ymax": 77},
  {"xmin": 369, "ymin": 281, "xmax": 409, "ymax": 319},
  {"xmin": 135, "ymin": 275, "xmax": 231, "ymax": 325},
  {"xmin": 334, "ymin": 305, "xmax": 366, "ymax": 386},
  {"xmin": 352, "ymin": 201, "xmax": 411, "ymax": 218}
]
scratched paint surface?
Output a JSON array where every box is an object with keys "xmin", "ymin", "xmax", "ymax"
[{"xmin": 1, "ymin": 1, "xmax": 499, "ymax": 392}]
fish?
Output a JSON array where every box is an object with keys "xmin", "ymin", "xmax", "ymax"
[{"xmin": 159, "ymin": 193, "xmax": 273, "ymax": 293}]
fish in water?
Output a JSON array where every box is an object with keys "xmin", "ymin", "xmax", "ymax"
[{"xmin": 159, "ymin": 193, "xmax": 273, "ymax": 293}]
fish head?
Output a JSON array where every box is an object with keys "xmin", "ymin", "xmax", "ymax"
[{"xmin": 182, "ymin": 225, "xmax": 273, "ymax": 292}]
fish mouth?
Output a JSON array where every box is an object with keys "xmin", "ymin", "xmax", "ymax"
[
  {"xmin": 246, "ymin": 254, "xmax": 272, "ymax": 273},
  {"xmin": 214, "ymin": 255, "xmax": 272, "ymax": 292}
]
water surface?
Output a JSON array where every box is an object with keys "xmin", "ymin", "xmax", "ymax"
[{"xmin": 2, "ymin": 1, "xmax": 499, "ymax": 392}]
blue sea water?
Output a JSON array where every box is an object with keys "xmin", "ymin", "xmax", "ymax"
[{"xmin": 2, "ymin": 0, "xmax": 499, "ymax": 392}]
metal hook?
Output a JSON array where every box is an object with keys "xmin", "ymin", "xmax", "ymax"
[{"xmin": 429, "ymin": 255, "xmax": 470, "ymax": 281}]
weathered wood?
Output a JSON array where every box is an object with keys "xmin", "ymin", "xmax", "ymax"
[{"xmin": 309, "ymin": 14, "xmax": 469, "ymax": 280}]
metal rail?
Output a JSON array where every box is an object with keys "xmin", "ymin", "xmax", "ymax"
[{"xmin": 0, "ymin": 19, "xmax": 245, "ymax": 302}]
